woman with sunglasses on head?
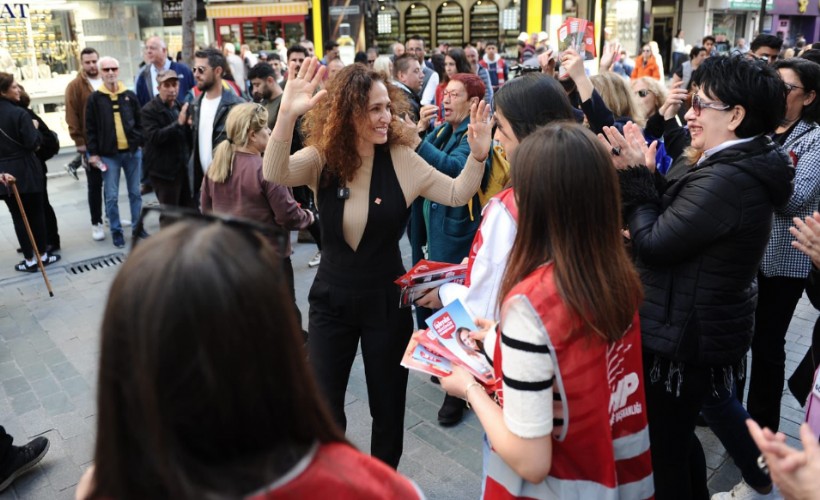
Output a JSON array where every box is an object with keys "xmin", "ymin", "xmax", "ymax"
[
  {"xmin": 201, "ymin": 103, "xmax": 316, "ymax": 339},
  {"xmin": 746, "ymin": 58, "xmax": 820, "ymax": 438},
  {"xmin": 76, "ymin": 219, "xmax": 422, "ymax": 499},
  {"xmin": 263, "ymin": 58, "xmax": 490, "ymax": 468},
  {"xmin": 605, "ymin": 55, "xmax": 794, "ymax": 499},
  {"xmin": 440, "ymin": 124, "xmax": 654, "ymax": 499}
]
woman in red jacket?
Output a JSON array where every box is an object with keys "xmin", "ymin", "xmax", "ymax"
[{"xmin": 631, "ymin": 45, "xmax": 661, "ymax": 80}]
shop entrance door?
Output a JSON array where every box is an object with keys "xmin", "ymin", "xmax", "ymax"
[{"xmin": 651, "ymin": 7, "xmax": 674, "ymax": 75}]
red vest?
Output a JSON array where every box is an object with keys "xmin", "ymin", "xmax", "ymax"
[
  {"xmin": 465, "ymin": 187, "xmax": 517, "ymax": 288},
  {"xmin": 485, "ymin": 263, "xmax": 654, "ymax": 499},
  {"xmin": 250, "ymin": 443, "xmax": 420, "ymax": 499}
]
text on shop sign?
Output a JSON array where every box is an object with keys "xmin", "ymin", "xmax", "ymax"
[{"xmin": 1, "ymin": 3, "xmax": 29, "ymax": 19}]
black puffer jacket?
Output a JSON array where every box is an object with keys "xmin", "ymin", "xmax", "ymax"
[{"xmin": 619, "ymin": 136, "xmax": 794, "ymax": 365}]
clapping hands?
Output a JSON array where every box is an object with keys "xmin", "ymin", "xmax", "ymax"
[{"xmin": 598, "ymin": 122, "xmax": 657, "ymax": 172}]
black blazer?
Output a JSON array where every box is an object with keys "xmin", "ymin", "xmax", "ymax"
[{"xmin": 141, "ymin": 96, "xmax": 190, "ymax": 181}]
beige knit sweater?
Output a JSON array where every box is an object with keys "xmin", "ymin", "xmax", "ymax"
[{"xmin": 263, "ymin": 139, "xmax": 484, "ymax": 251}]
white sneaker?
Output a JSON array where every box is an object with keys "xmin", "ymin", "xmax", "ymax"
[
  {"xmin": 711, "ymin": 479, "xmax": 779, "ymax": 500},
  {"xmin": 308, "ymin": 251, "xmax": 321, "ymax": 268},
  {"xmin": 91, "ymin": 223, "xmax": 105, "ymax": 241}
]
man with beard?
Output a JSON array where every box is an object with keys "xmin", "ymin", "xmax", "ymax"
[
  {"xmin": 188, "ymin": 48, "xmax": 244, "ymax": 204},
  {"xmin": 64, "ymin": 47, "xmax": 107, "ymax": 241},
  {"xmin": 141, "ymin": 70, "xmax": 194, "ymax": 214},
  {"xmin": 248, "ymin": 63, "xmax": 283, "ymax": 131},
  {"xmin": 283, "ymin": 45, "xmax": 308, "ymax": 86}
]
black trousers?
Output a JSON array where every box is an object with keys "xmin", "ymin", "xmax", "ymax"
[
  {"xmin": 4, "ymin": 192, "xmax": 47, "ymax": 261},
  {"xmin": 307, "ymin": 276, "xmax": 413, "ymax": 468},
  {"xmin": 86, "ymin": 165, "xmax": 103, "ymax": 225},
  {"xmin": 0, "ymin": 426, "xmax": 11, "ymax": 466},
  {"xmin": 293, "ymin": 186, "xmax": 321, "ymax": 251},
  {"xmin": 747, "ymin": 273, "xmax": 806, "ymax": 432},
  {"xmin": 42, "ymin": 166, "xmax": 59, "ymax": 248},
  {"xmin": 643, "ymin": 354, "xmax": 711, "ymax": 500}
]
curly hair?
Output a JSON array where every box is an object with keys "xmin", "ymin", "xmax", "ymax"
[{"xmin": 302, "ymin": 64, "xmax": 415, "ymax": 183}]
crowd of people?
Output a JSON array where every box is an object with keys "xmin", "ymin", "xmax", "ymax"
[{"xmin": 2, "ymin": 28, "xmax": 820, "ymax": 500}]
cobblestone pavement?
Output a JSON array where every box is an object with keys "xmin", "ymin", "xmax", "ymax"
[{"xmin": 0, "ymin": 168, "xmax": 816, "ymax": 498}]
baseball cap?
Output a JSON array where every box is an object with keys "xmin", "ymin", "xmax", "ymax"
[{"xmin": 156, "ymin": 69, "xmax": 179, "ymax": 83}]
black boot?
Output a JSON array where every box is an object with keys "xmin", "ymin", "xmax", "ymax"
[{"xmin": 437, "ymin": 394, "xmax": 466, "ymax": 427}]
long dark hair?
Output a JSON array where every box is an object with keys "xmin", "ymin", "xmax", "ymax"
[
  {"xmin": 498, "ymin": 124, "xmax": 643, "ymax": 342},
  {"xmin": 775, "ymin": 58, "xmax": 820, "ymax": 123},
  {"xmin": 445, "ymin": 48, "xmax": 472, "ymax": 81},
  {"xmin": 90, "ymin": 221, "xmax": 346, "ymax": 499},
  {"xmin": 492, "ymin": 73, "xmax": 574, "ymax": 142}
]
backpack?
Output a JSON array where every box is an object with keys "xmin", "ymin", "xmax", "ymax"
[{"xmin": 477, "ymin": 144, "xmax": 510, "ymax": 207}]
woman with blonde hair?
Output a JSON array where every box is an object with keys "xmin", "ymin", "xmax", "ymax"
[
  {"xmin": 202, "ymin": 102, "xmax": 316, "ymax": 335},
  {"xmin": 373, "ymin": 55, "xmax": 393, "ymax": 82},
  {"xmin": 264, "ymin": 58, "xmax": 490, "ymax": 468},
  {"xmin": 591, "ymin": 71, "xmax": 645, "ymax": 128},
  {"xmin": 632, "ymin": 76, "xmax": 673, "ymax": 174}
]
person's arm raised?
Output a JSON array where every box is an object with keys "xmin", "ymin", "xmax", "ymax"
[{"xmin": 263, "ymin": 58, "xmax": 327, "ymax": 185}]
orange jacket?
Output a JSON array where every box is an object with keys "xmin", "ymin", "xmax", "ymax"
[{"xmin": 631, "ymin": 55, "xmax": 661, "ymax": 80}]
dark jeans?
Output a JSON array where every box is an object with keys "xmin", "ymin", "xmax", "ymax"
[
  {"xmin": 282, "ymin": 256, "xmax": 306, "ymax": 341},
  {"xmin": 643, "ymin": 353, "xmax": 711, "ymax": 500},
  {"xmin": 307, "ymin": 276, "xmax": 413, "ymax": 468},
  {"xmin": 4, "ymin": 192, "xmax": 47, "ymax": 261},
  {"xmin": 702, "ymin": 375, "xmax": 771, "ymax": 490},
  {"xmin": 86, "ymin": 164, "xmax": 103, "ymax": 225},
  {"xmin": 747, "ymin": 273, "xmax": 806, "ymax": 431}
]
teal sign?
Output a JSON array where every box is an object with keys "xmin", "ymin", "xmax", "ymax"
[{"xmin": 728, "ymin": 0, "xmax": 773, "ymax": 10}]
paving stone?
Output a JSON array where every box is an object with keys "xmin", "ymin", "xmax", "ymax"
[
  {"xmin": 11, "ymin": 391, "xmax": 40, "ymax": 416},
  {"xmin": 30, "ymin": 377, "xmax": 61, "ymax": 399},
  {"xmin": 40, "ymin": 392, "xmax": 75, "ymax": 418}
]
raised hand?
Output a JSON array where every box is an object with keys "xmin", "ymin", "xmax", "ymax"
[
  {"xmin": 537, "ymin": 49, "xmax": 556, "ymax": 75},
  {"xmin": 0, "ymin": 173, "xmax": 16, "ymax": 185},
  {"xmin": 600, "ymin": 42, "xmax": 621, "ymax": 72},
  {"xmin": 789, "ymin": 211, "xmax": 820, "ymax": 267},
  {"xmin": 467, "ymin": 100, "xmax": 492, "ymax": 162},
  {"xmin": 279, "ymin": 57, "xmax": 327, "ymax": 120},
  {"xmin": 660, "ymin": 81, "xmax": 689, "ymax": 120},
  {"xmin": 560, "ymin": 48, "xmax": 586, "ymax": 82}
]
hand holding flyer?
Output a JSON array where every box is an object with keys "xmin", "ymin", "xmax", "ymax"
[
  {"xmin": 557, "ymin": 17, "xmax": 597, "ymax": 78},
  {"xmin": 394, "ymin": 260, "xmax": 467, "ymax": 308},
  {"xmin": 401, "ymin": 299, "xmax": 496, "ymax": 385}
]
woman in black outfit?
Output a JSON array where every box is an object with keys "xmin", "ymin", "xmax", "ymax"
[
  {"xmin": 263, "ymin": 59, "xmax": 491, "ymax": 468},
  {"xmin": 0, "ymin": 72, "xmax": 60, "ymax": 272},
  {"xmin": 608, "ymin": 56, "xmax": 793, "ymax": 498}
]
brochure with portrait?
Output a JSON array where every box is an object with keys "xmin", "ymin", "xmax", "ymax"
[
  {"xmin": 401, "ymin": 334, "xmax": 453, "ymax": 379},
  {"xmin": 423, "ymin": 299, "xmax": 495, "ymax": 384},
  {"xmin": 557, "ymin": 17, "xmax": 597, "ymax": 78}
]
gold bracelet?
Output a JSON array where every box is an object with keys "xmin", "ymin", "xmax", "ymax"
[{"xmin": 464, "ymin": 381, "xmax": 483, "ymax": 409}]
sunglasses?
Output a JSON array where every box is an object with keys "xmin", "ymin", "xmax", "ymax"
[
  {"xmin": 101, "ymin": 67, "xmax": 118, "ymax": 72},
  {"xmin": 635, "ymin": 89, "xmax": 653, "ymax": 98},
  {"xmin": 193, "ymin": 66, "xmax": 209, "ymax": 74},
  {"xmin": 784, "ymin": 82, "xmax": 806, "ymax": 95},
  {"xmin": 133, "ymin": 206, "xmax": 288, "ymax": 256},
  {"xmin": 690, "ymin": 93, "xmax": 731, "ymax": 116}
]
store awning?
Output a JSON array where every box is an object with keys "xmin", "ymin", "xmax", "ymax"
[{"xmin": 205, "ymin": 2, "xmax": 309, "ymax": 18}]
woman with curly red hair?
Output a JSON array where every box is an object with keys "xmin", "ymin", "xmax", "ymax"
[{"xmin": 263, "ymin": 58, "xmax": 492, "ymax": 468}]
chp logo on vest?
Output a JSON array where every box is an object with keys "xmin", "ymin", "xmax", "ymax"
[
  {"xmin": 1, "ymin": 3, "xmax": 29, "ymax": 18},
  {"xmin": 607, "ymin": 343, "xmax": 643, "ymax": 424}
]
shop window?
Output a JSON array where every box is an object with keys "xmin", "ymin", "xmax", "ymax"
[
  {"xmin": 405, "ymin": 4, "xmax": 432, "ymax": 47},
  {"xmin": 499, "ymin": 0, "xmax": 521, "ymax": 55},
  {"xmin": 375, "ymin": 6, "xmax": 400, "ymax": 54},
  {"xmin": 604, "ymin": 0, "xmax": 641, "ymax": 56},
  {"xmin": 437, "ymin": 2, "xmax": 464, "ymax": 48},
  {"xmin": 470, "ymin": 0, "xmax": 499, "ymax": 45}
]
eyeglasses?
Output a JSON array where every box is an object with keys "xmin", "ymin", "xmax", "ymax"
[
  {"xmin": 101, "ymin": 67, "xmax": 118, "ymax": 72},
  {"xmin": 635, "ymin": 89, "xmax": 654, "ymax": 98},
  {"xmin": 193, "ymin": 66, "xmax": 209, "ymax": 74},
  {"xmin": 442, "ymin": 90, "xmax": 462, "ymax": 99},
  {"xmin": 132, "ymin": 206, "xmax": 288, "ymax": 256},
  {"xmin": 691, "ymin": 93, "xmax": 731, "ymax": 116},
  {"xmin": 784, "ymin": 82, "xmax": 806, "ymax": 95}
]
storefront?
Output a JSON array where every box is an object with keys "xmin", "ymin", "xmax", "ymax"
[
  {"xmin": 707, "ymin": 0, "xmax": 769, "ymax": 50},
  {"xmin": 205, "ymin": 2, "xmax": 309, "ymax": 51},
  {"xmin": 769, "ymin": 0, "xmax": 819, "ymax": 43},
  {"xmin": 1, "ymin": 0, "xmax": 158, "ymax": 146}
]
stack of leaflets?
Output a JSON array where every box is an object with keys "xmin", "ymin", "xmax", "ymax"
[
  {"xmin": 394, "ymin": 260, "xmax": 467, "ymax": 308},
  {"xmin": 401, "ymin": 299, "xmax": 495, "ymax": 384},
  {"xmin": 557, "ymin": 17, "xmax": 597, "ymax": 78}
]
